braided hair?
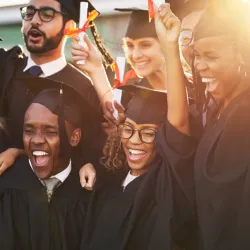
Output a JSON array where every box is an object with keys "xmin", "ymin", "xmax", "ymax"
[{"xmin": 90, "ymin": 21, "xmax": 115, "ymax": 69}]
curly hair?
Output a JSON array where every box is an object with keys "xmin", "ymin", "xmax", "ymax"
[{"xmin": 101, "ymin": 127, "xmax": 127, "ymax": 172}]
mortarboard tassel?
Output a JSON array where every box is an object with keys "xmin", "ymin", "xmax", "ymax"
[
  {"xmin": 148, "ymin": 0, "xmax": 154, "ymax": 22},
  {"xmin": 58, "ymin": 84, "xmax": 72, "ymax": 159}
]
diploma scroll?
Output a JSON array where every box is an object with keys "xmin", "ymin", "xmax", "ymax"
[{"xmin": 77, "ymin": 2, "xmax": 88, "ymax": 65}]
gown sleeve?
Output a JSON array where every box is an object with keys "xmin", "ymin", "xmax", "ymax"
[
  {"xmin": 156, "ymin": 119, "xmax": 197, "ymax": 204},
  {"xmin": 156, "ymin": 119, "xmax": 198, "ymax": 249}
]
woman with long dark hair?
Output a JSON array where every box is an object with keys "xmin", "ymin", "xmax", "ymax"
[
  {"xmin": 191, "ymin": 2, "xmax": 250, "ymax": 249},
  {"xmin": 150, "ymin": 1, "xmax": 250, "ymax": 249}
]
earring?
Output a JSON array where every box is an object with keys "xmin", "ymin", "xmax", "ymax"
[{"xmin": 238, "ymin": 64, "xmax": 242, "ymax": 73}]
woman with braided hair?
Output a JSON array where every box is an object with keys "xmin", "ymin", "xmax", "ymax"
[{"xmin": 72, "ymin": 1, "xmax": 187, "ymax": 92}]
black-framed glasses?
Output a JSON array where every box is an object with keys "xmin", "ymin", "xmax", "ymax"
[
  {"xmin": 117, "ymin": 124, "xmax": 157, "ymax": 144},
  {"xmin": 20, "ymin": 6, "xmax": 69, "ymax": 22},
  {"xmin": 179, "ymin": 29, "xmax": 193, "ymax": 46}
]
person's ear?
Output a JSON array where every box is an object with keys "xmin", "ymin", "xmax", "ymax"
[{"xmin": 69, "ymin": 128, "xmax": 81, "ymax": 147}]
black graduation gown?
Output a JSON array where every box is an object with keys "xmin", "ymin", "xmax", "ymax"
[
  {"xmin": 126, "ymin": 77, "xmax": 153, "ymax": 88},
  {"xmin": 81, "ymin": 120, "xmax": 197, "ymax": 250},
  {"xmin": 194, "ymin": 88, "xmax": 250, "ymax": 250},
  {"xmin": 0, "ymin": 156, "xmax": 90, "ymax": 250},
  {"xmin": 0, "ymin": 46, "xmax": 106, "ymax": 167},
  {"xmin": 0, "ymin": 128, "xmax": 7, "ymax": 153}
]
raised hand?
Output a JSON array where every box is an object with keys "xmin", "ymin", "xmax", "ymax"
[
  {"xmin": 154, "ymin": 3, "xmax": 181, "ymax": 45},
  {"xmin": 71, "ymin": 34, "xmax": 103, "ymax": 75}
]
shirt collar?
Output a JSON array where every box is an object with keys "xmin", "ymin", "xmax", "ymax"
[
  {"xmin": 23, "ymin": 56, "xmax": 67, "ymax": 77},
  {"xmin": 122, "ymin": 170, "xmax": 139, "ymax": 190},
  {"xmin": 29, "ymin": 159, "xmax": 72, "ymax": 183}
]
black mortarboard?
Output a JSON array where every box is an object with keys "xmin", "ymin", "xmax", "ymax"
[
  {"xmin": 0, "ymin": 37, "xmax": 3, "ymax": 41},
  {"xmin": 181, "ymin": 0, "xmax": 207, "ymax": 19},
  {"xmin": 57, "ymin": 0, "xmax": 98, "ymax": 22},
  {"xmin": 115, "ymin": 8, "xmax": 157, "ymax": 39},
  {"xmin": 115, "ymin": 0, "xmax": 185, "ymax": 39},
  {"xmin": 20, "ymin": 77, "xmax": 102, "ymax": 158},
  {"xmin": 119, "ymin": 85, "xmax": 167, "ymax": 124},
  {"xmin": 194, "ymin": 0, "xmax": 248, "ymax": 42}
]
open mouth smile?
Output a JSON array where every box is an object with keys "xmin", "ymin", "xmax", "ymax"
[
  {"xmin": 201, "ymin": 77, "xmax": 218, "ymax": 93},
  {"xmin": 32, "ymin": 150, "xmax": 50, "ymax": 166},
  {"xmin": 128, "ymin": 148, "xmax": 147, "ymax": 162}
]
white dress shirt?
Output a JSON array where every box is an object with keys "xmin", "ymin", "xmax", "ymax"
[
  {"xmin": 29, "ymin": 159, "xmax": 72, "ymax": 184},
  {"xmin": 122, "ymin": 171, "xmax": 140, "ymax": 190},
  {"xmin": 23, "ymin": 56, "xmax": 67, "ymax": 77}
]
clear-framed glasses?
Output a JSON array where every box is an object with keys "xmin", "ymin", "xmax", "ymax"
[
  {"xmin": 117, "ymin": 124, "xmax": 157, "ymax": 144},
  {"xmin": 179, "ymin": 29, "xmax": 193, "ymax": 46},
  {"xmin": 20, "ymin": 6, "xmax": 69, "ymax": 22}
]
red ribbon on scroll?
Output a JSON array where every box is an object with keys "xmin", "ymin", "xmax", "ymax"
[
  {"xmin": 112, "ymin": 63, "xmax": 137, "ymax": 88},
  {"xmin": 64, "ymin": 10, "xmax": 99, "ymax": 37}
]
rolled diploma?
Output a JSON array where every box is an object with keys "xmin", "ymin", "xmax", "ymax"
[
  {"xmin": 112, "ymin": 89, "xmax": 122, "ymax": 120},
  {"xmin": 77, "ymin": 2, "xmax": 88, "ymax": 65},
  {"xmin": 116, "ymin": 57, "xmax": 126, "ymax": 83}
]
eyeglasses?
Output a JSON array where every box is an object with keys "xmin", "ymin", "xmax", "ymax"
[
  {"xmin": 179, "ymin": 29, "xmax": 193, "ymax": 46},
  {"xmin": 117, "ymin": 124, "xmax": 157, "ymax": 144},
  {"xmin": 20, "ymin": 6, "xmax": 69, "ymax": 22}
]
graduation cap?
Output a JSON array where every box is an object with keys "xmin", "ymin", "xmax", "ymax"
[
  {"xmin": 193, "ymin": 0, "xmax": 248, "ymax": 42},
  {"xmin": 20, "ymin": 77, "xmax": 102, "ymax": 158},
  {"xmin": 115, "ymin": 7, "xmax": 157, "ymax": 39},
  {"xmin": 119, "ymin": 85, "xmax": 167, "ymax": 124},
  {"xmin": 57, "ymin": 0, "xmax": 98, "ymax": 22},
  {"xmin": 180, "ymin": 0, "xmax": 207, "ymax": 19},
  {"xmin": 0, "ymin": 37, "xmax": 3, "ymax": 41},
  {"xmin": 115, "ymin": 0, "xmax": 185, "ymax": 39}
]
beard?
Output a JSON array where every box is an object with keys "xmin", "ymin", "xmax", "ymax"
[{"xmin": 24, "ymin": 25, "xmax": 65, "ymax": 54}]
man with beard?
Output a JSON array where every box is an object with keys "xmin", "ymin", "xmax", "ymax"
[{"xmin": 0, "ymin": 0, "xmax": 105, "ymax": 176}]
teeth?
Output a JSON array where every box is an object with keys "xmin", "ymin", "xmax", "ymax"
[
  {"xmin": 202, "ymin": 77, "xmax": 216, "ymax": 83},
  {"xmin": 33, "ymin": 151, "xmax": 48, "ymax": 156},
  {"xmin": 128, "ymin": 149, "xmax": 146, "ymax": 155},
  {"xmin": 135, "ymin": 61, "xmax": 148, "ymax": 67}
]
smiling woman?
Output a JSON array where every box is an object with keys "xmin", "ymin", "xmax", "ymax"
[
  {"xmin": 102, "ymin": 87, "xmax": 164, "ymax": 175},
  {"xmin": 187, "ymin": 1, "xmax": 250, "ymax": 249},
  {"xmin": 81, "ymin": 84, "xmax": 196, "ymax": 250}
]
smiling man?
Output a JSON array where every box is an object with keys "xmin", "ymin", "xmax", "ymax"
[
  {"xmin": 0, "ymin": 77, "xmax": 100, "ymax": 250},
  {"xmin": 0, "ymin": 0, "xmax": 105, "ymax": 177}
]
